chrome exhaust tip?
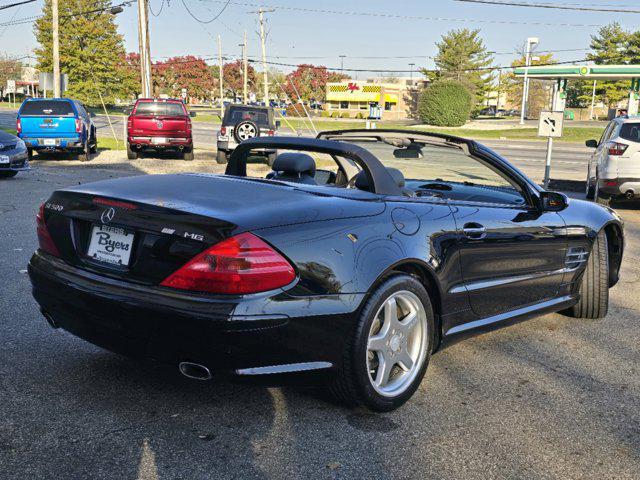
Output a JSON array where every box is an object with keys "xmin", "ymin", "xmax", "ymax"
[{"xmin": 178, "ymin": 362, "xmax": 212, "ymax": 381}]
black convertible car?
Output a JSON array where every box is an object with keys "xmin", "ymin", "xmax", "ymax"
[{"xmin": 28, "ymin": 130, "xmax": 624, "ymax": 411}]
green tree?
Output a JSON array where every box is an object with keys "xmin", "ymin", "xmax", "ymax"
[
  {"xmin": 153, "ymin": 56, "xmax": 213, "ymax": 102},
  {"xmin": 418, "ymin": 80, "xmax": 472, "ymax": 127},
  {"xmin": 34, "ymin": 0, "xmax": 129, "ymax": 105},
  {"xmin": 503, "ymin": 53, "xmax": 556, "ymax": 119},
  {"xmin": 585, "ymin": 23, "xmax": 632, "ymax": 108},
  {"xmin": 0, "ymin": 54, "xmax": 23, "ymax": 100},
  {"xmin": 428, "ymin": 29, "xmax": 494, "ymax": 108}
]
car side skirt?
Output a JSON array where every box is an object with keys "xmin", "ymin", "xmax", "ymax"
[{"xmin": 440, "ymin": 294, "xmax": 578, "ymax": 348}]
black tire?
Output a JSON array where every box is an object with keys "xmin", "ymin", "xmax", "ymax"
[
  {"xmin": 216, "ymin": 150, "xmax": 228, "ymax": 164},
  {"xmin": 183, "ymin": 148, "xmax": 194, "ymax": 161},
  {"xmin": 0, "ymin": 171, "xmax": 18, "ymax": 178},
  {"xmin": 267, "ymin": 151, "xmax": 277, "ymax": 167},
  {"xmin": 89, "ymin": 129, "xmax": 98, "ymax": 154},
  {"xmin": 126, "ymin": 142, "xmax": 138, "ymax": 160},
  {"xmin": 27, "ymin": 148, "xmax": 33, "ymax": 160},
  {"xmin": 594, "ymin": 174, "xmax": 610, "ymax": 206},
  {"xmin": 566, "ymin": 230, "xmax": 609, "ymax": 319},
  {"xmin": 330, "ymin": 274, "xmax": 435, "ymax": 412},
  {"xmin": 77, "ymin": 140, "xmax": 89, "ymax": 162}
]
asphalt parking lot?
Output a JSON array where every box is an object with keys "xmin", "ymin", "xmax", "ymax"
[{"xmin": 1, "ymin": 153, "xmax": 639, "ymax": 479}]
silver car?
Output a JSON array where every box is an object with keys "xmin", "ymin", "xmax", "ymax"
[{"xmin": 586, "ymin": 116, "xmax": 640, "ymax": 202}]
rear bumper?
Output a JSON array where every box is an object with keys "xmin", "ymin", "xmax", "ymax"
[
  {"xmin": 28, "ymin": 251, "xmax": 356, "ymax": 382},
  {"xmin": 129, "ymin": 137, "xmax": 192, "ymax": 150},
  {"xmin": 21, "ymin": 136, "xmax": 83, "ymax": 151},
  {"xmin": 598, "ymin": 177, "xmax": 640, "ymax": 197}
]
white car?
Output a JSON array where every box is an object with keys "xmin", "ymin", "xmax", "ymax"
[{"xmin": 586, "ymin": 116, "xmax": 640, "ymax": 202}]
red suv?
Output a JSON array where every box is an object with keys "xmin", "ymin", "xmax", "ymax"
[{"xmin": 126, "ymin": 98, "xmax": 195, "ymax": 160}]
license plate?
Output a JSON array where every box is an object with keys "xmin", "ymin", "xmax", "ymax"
[
  {"xmin": 43, "ymin": 138, "xmax": 56, "ymax": 146},
  {"xmin": 151, "ymin": 137, "xmax": 167, "ymax": 145},
  {"xmin": 0, "ymin": 155, "xmax": 9, "ymax": 164},
  {"xmin": 87, "ymin": 225, "xmax": 134, "ymax": 266}
]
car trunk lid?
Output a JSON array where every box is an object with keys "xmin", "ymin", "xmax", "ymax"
[
  {"xmin": 129, "ymin": 115, "xmax": 189, "ymax": 137},
  {"xmin": 42, "ymin": 174, "xmax": 384, "ymax": 283}
]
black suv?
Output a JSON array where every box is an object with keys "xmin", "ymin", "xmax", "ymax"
[{"xmin": 216, "ymin": 104, "xmax": 280, "ymax": 164}]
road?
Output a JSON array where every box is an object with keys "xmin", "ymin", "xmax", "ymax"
[
  {"xmin": 0, "ymin": 158, "xmax": 638, "ymax": 479},
  {"xmin": 0, "ymin": 109, "xmax": 592, "ymax": 183}
]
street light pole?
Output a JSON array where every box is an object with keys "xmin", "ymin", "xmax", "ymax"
[
  {"xmin": 241, "ymin": 31, "xmax": 248, "ymax": 104},
  {"xmin": 256, "ymin": 8, "xmax": 274, "ymax": 106},
  {"xmin": 218, "ymin": 34, "xmax": 224, "ymax": 116},
  {"xmin": 520, "ymin": 37, "xmax": 538, "ymax": 125},
  {"xmin": 339, "ymin": 55, "xmax": 346, "ymax": 74},
  {"xmin": 52, "ymin": 0, "xmax": 60, "ymax": 97},
  {"xmin": 409, "ymin": 63, "xmax": 415, "ymax": 87},
  {"xmin": 590, "ymin": 79, "xmax": 597, "ymax": 120}
]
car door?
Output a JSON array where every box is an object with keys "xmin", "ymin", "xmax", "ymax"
[
  {"xmin": 440, "ymin": 149, "xmax": 568, "ymax": 320},
  {"xmin": 594, "ymin": 121, "xmax": 617, "ymax": 179}
]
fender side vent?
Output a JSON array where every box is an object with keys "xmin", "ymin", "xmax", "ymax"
[{"xmin": 566, "ymin": 247, "xmax": 588, "ymax": 270}]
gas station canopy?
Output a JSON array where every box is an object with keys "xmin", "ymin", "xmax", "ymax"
[{"xmin": 513, "ymin": 64, "xmax": 640, "ymax": 80}]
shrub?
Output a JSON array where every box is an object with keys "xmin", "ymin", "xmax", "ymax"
[
  {"xmin": 340, "ymin": 112, "xmax": 350, "ymax": 118},
  {"xmin": 285, "ymin": 103, "xmax": 305, "ymax": 117},
  {"xmin": 320, "ymin": 110, "xmax": 331, "ymax": 117},
  {"xmin": 417, "ymin": 80, "xmax": 472, "ymax": 127},
  {"xmin": 355, "ymin": 112, "xmax": 364, "ymax": 119},
  {"xmin": 331, "ymin": 111, "xmax": 340, "ymax": 118}
]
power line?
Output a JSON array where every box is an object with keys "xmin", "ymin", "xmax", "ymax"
[
  {"xmin": 454, "ymin": 0, "xmax": 640, "ymax": 13},
  {"xmin": 199, "ymin": 0, "xmax": 604, "ymax": 27},
  {"xmin": 180, "ymin": 0, "xmax": 231, "ymax": 24},
  {"xmin": 0, "ymin": 0, "xmax": 36, "ymax": 11},
  {"xmin": 148, "ymin": 0, "xmax": 164, "ymax": 17}
]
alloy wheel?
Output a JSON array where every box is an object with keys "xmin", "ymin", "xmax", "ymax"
[
  {"xmin": 366, "ymin": 290, "xmax": 428, "ymax": 397},
  {"xmin": 237, "ymin": 123, "xmax": 257, "ymax": 141}
]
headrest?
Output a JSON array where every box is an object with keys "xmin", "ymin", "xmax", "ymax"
[
  {"xmin": 272, "ymin": 152, "xmax": 316, "ymax": 176},
  {"xmin": 354, "ymin": 167, "xmax": 405, "ymax": 191}
]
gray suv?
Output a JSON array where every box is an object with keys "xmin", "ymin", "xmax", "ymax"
[{"xmin": 216, "ymin": 104, "xmax": 279, "ymax": 164}]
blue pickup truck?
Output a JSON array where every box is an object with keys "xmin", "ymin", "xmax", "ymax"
[{"xmin": 17, "ymin": 98, "xmax": 97, "ymax": 161}]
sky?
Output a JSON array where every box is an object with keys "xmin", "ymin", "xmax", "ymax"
[{"xmin": 2, "ymin": 0, "xmax": 640, "ymax": 76}]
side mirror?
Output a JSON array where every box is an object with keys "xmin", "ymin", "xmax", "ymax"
[
  {"xmin": 275, "ymin": 120, "xmax": 281, "ymax": 129},
  {"xmin": 541, "ymin": 191, "xmax": 568, "ymax": 212},
  {"xmin": 585, "ymin": 139, "xmax": 598, "ymax": 148},
  {"xmin": 189, "ymin": 111, "xmax": 197, "ymax": 118}
]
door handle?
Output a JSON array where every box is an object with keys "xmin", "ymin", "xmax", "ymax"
[{"xmin": 462, "ymin": 223, "xmax": 487, "ymax": 239}]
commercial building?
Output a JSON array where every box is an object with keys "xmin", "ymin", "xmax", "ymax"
[{"xmin": 325, "ymin": 78, "xmax": 427, "ymax": 120}]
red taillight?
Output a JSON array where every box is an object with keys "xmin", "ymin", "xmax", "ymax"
[
  {"xmin": 220, "ymin": 126, "xmax": 226, "ymax": 136},
  {"xmin": 267, "ymin": 130, "xmax": 275, "ymax": 136},
  {"xmin": 160, "ymin": 232, "xmax": 296, "ymax": 294},
  {"xmin": 36, "ymin": 204, "xmax": 60, "ymax": 257},
  {"xmin": 608, "ymin": 142, "xmax": 628, "ymax": 156},
  {"xmin": 16, "ymin": 118, "xmax": 21, "ymax": 134},
  {"xmin": 75, "ymin": 118, "xmax": 82, "ymax": 133}
]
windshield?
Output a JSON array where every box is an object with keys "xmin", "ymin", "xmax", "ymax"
[
  {"xmin": 134, "ymin": 102, "xmax": 185, "ymax": 116},
  {"xmin": 20, "ymin": 100, "xmax": 74, "ymax": 116},
  {"xmin": 224, "ymin": 106, "xmax": 272, "ymax": 127},
  {"xmin": 619, "ymin": 123, "xmax": 640, "ymax": 143},
  {"xmin": 320, "ymin": 131, "xmax": 525, "ymax": 206}
]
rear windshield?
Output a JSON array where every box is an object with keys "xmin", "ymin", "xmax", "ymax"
[
  {"xmin": 20, "ymin": 100, "xmax": 74, "ymax": 116},
  {"xmin": 134, "ymin": 102, "xmax": 185, "ymax": 116},
  {"xmin": 619, "ymin": 123, "xmax": 640, "ymax": 143},
  {"xmin": 224, "ymin": 106, "xmax": 272, "ymax": 127}
]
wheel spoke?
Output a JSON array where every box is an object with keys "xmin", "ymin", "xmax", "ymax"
[
  {"xmin": 399, "ymin": 309, "xmax": 418, "ymax": 334},
  {"xmin": 384, "ymin": 297, "xmax": 398, "ymax": 326},
  {"xmin": 367, "ymin": 333, "xmax": 386, "ymax": 352},
  {"xmin": 375, "ymin": 352, "xmax": 394, "ymax": 387},
  {"xmin": 398, "ymin": 349, "xmax": 414, "ymax": 372}
]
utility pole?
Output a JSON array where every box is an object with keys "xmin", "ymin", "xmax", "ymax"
[
  {"xmin": 241, "ymin": 31, "xmax": 248, "ymax": 104},
  {"xmin": 409, "ymin": 63, "xmax": 415, "ymax": 87},
  {"xmin": 52, "ymin": 0, "xmax": 60, "ymax": 97},
  {"xmin": 218, "ymin": 34, "xmax": 224, "ymax": 116},
  {"xmin": 520, "ymin": 37, "xmax": 539, "ymax": 125},
  {"xmin": 339, "ymin": 55, "xmax": 346, "ymax": 74},
  {"xmin": 256, "ymin": 8, "xmax": 274, "ymax": 105},
  {"xmin": 137, "ymin": 0, "xmax": 152, "ymax": 97},
  {"xmin": 495, "ymin": 68, "xmax": 502, "ymax": 117}
]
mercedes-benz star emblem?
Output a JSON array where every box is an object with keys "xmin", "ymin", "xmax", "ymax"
[{"xmin": 100, "ymin": 207, "xmax": 116, "ymax": 224}]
